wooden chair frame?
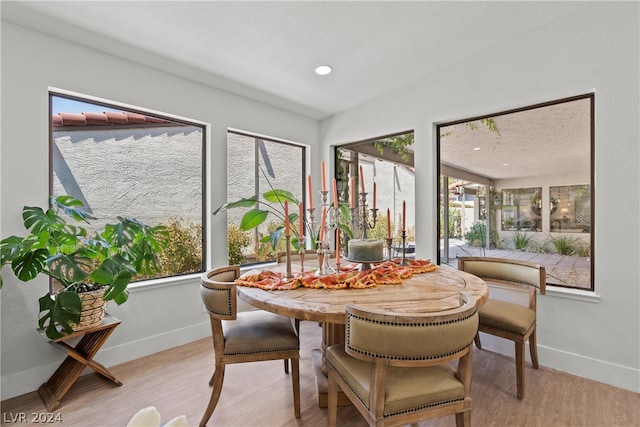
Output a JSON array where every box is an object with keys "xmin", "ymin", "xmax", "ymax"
[
  {"xmin": 457, "ymin": 256, "xmax": 546, "ymax": 399},
  {"xmin": 326, "ymin": 293, "xmax": 479, "ymax": 427},
  {"xmin": 199, "ymin": 266, "xmax": 300, "ymax": 426}
]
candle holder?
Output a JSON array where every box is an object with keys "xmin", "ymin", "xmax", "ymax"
[
  {"xmin": 386, "ymin": 237, "xmax": 393, "ymax": 261},
  {"xmin": 298, "ymin": 246, "xmax": 306, "ymax": 273},
  {"xmin": 306, "ymin": 207, "xmax": 316, "ymax": 243},
  {"xmin": 357, "ymin": 192, "xmax": 378, "ymax": 240},
  {"xmin": 316, "ymin": 238, "xmax": 335, "ymax": 276},
  {"xmin": 400, "ymin": 230, "xmax": 408, "ymax": 266},
  {"xmin": 284, "ymin": 234, "xmax": 293, "ymax": 278}
]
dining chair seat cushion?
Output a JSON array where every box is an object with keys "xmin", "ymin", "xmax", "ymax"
[
  {"xmin": 222, "ymin": 310, "xmax": 299, "ymax": 356},
  {"xmin": 478, "ymin": 299, "xmax": 535, "ymax": 336},
  {"xmin": 326, "ymin": 345, "xmax": 465, "ymax": 417}
]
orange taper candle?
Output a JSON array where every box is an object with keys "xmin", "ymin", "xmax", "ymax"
[
  {"xmin": 387, "ymin": 208, "xmax": 391, "ymax": 239},
  {"xmin": 359, "ymin": 165, "xmax": 365, "ymax": 193},
  {"xmin": 333, "ymin": 178, "xmax": 339, "ymax": 208},
  {"xmin": 349, "ymin": 176, "xmax": 355, "ymax": 208},
  {"xmin": 307, "ymin": 175, "xmax": 314, "ymax": 208},
  {"xmin": 284, "ymin": 200, "xmax": 290, "ymax": 236},
  {"xmin": 402, "ymin": 200, "xmax": 406, "ymax": 232},
  {"xmin": 321, "ymin": 161, "xmax": 326, "ymax": 192},
  {"xmin": 299, "ymin": 202, "xmax": 304, "ymax": 243},
  {"xmin": 373, "ymin": 182, "xmax": 377, "ymax": 209}
]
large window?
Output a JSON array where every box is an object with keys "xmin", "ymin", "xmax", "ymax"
[
  {"xmin": 226, "ymin": 130, "xmax": 305, "ymax": 265},
  {"xmin": 50, "ymin": 93, "xmax": 205, "ymax": 279},
  {"xmin": 438, "ymin": 94, "xmax": 594, "ymax": 290},
  {"xmin": 336, "ymin": 132, "xmax": 415, "ymax": 258}
]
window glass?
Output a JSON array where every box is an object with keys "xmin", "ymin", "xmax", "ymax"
[
  {"xmin": 50, "ymin": 93, "xmax": 205, "ymax": 279},
  {"xmin": 549, "ymin": 185, "xmax": 591, "ymax": 233},
  {"xmin": 501, "ymin": 188, "xmax": 542, "ymax": 231},
  {"xmin": 438, "ymin": 94, "xmax": 594, "ymax": 290},
  {"xmin": 226, "ymin": 131, "xmax": 305, "ymax": 265}
]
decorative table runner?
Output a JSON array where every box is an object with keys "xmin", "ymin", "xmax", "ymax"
[{"xmin": 236, "ymin": 258, "xmax": 436, "ymax": 290}]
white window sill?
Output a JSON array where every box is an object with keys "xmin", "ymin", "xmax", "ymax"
[
  {"xmin": 544, "ymin": 285, "xmax": 601, "ymax": 303},
  {"xmin": 128, "ymin": 273, "xmax": 202, "ymax": 292}
]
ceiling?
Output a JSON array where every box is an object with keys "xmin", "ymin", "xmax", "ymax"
[
  {"xmin": 2, "ymin": 1, "xmax": 593, "ymax": 121},
  {"xmin": 2, "ymin": 1, "xmax": 593, "ymax": 182}
]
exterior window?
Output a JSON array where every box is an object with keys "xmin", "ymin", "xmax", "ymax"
[
  {"xmin": 549, "ymin": 185, "xmax": 591, "ymax": 233},
  {"xmin": 501, "ymin": 188, "xmax": 542, "ymax": 231},
  {"xmin": 438, "ymin": 94, "xmax": 594, "ymax": 291},
  {"xmin": 50, "ymin": 93, "xmax": 205, "ymax": 280},
  {"xmin": 226, "ymin": 130, "xmax": 305, "ymax": 265}
]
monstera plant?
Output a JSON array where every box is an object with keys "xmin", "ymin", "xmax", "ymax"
[{"xmin": 0, "ymin": 196, "xmax": 168, "ymax": 339}]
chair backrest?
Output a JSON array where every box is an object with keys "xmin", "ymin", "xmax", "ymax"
[
  {"xmin": 458, "ymin": 257, "xmax": 546, "ymax": 295},
  {"xmin": 345, "ymin": 293, "xmax": 478, "ymax": 366},
  {"xmin": 201, "ymin": 265, "xmax": 241, "ymax": 320}
]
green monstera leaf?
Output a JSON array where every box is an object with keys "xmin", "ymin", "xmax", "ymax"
[{"xmin": 38, "ymin": 291, "xmax": 82, "ymax": 340}]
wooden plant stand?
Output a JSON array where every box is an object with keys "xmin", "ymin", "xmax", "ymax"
[{"xmin": 37, "ymin": 315, "xmax": 122, "ymax": 411}]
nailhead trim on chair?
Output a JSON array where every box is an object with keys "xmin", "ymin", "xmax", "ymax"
[
  {"xmin": 202, "ymin": 287, "xmax": 234, "ymax": 317},
  {"xmin": 224, "ymin": 346, "xmax": 299, "ymax": 356},
  {"xmin": 346, "ymin": 310, "xmax": 477, "ymax": 361},
  {"xmin": 480, "ymin": 322, "xmax": 533, "ymax": 338},
  {"xmin": 384, "ymin": 397, "xmax": 465, "ymax": 418},
  {"xmin": 330, "ymin": 367, "xmax": 464, "ymax": 416}
]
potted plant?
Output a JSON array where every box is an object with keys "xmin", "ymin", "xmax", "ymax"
[{"xmin": 0, "ymin": 195, "xmax": 168, "ymax": 339}]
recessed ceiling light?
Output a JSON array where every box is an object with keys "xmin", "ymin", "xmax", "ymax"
[
  {"xmin": 473, "ymin": 147, "xmax": 481, "ymax": 151},
  {"xmin": 503, "ymin": 163, "xmax": 510, "ymax": 166},
  {"xmin": 315, "ymin": 65, "xmax": 332, "ymax": 75}
]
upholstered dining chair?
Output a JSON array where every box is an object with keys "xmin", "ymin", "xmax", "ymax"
[
  {"xmin": 199, "ymin": 266, "xmax": 301, "ymax": 427},
  {"xmin": 326, "ymin": 293, "xmax": 479, "ymax": 427},
  {"xmin": 457, "ymin": 256, "xmax": 546, "ymax": 399}
]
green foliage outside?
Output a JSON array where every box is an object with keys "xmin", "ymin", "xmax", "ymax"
[
  {"xmin": 512, "ymin": 230, "xmax": 534, "ymax": 251},
  {"xmin": 156, "ymin": 217, "xmax": 202, "ymax": 276},
  {"xmin": 464, "ymin": 221, "xmax": 487, "ymax": 248},
  {"xmin": 547, "ymin": 234, "xmax": 590, "ymax": 256},
  {"xmin": 228, "ymin": 223, "xmax": 250, "ymax": 265}
]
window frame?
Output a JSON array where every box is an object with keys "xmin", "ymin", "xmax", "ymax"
[
  {"xmin": 226, "ymin": 129, "xmax": 307, "ymax": 267},
  {"xmin": 49, "ymin": 89, "xmax": 208, "ymax": 281},
  {"xmin": 437, "ymin": 93, "xmax": 595, "ymax": 291}
]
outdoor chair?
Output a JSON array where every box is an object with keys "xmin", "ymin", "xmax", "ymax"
[
  {"xmin": 326, "ymin": 293, "xmax": 479, "ymax": 427},
  {"xmin": 199, "ymin": 266, "xmax": 300, "ymax": 427},
  {"xmin": 457, "ymin": 256, "xmax": 546, "ymax": 399}
]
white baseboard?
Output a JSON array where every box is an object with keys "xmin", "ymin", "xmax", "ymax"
[
  {"xmin": 476, "ymin": 332, "xmax": 640, "ymax": 393},
  {"xmin": 1, "ymin": 321, "xmax": 211, "ymax": 401}
]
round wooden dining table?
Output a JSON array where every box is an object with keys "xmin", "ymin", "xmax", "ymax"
[{"xmin": 236, "ymin": 259, "xmax": 489, "ymax": 407}]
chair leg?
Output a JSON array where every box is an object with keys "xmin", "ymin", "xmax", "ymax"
[
  {"xmin": 529, "ymin": 328, "xmax": 539, "ymax": 369},
  {"xmin": 474, "ymin": 332, "xmax": 482, "ymax": 349},
  {"xmin": 456, "ymin": 410, "xmax": 470, "ymax": 427},
  {"xmin": 200, "ymin": 364, "xmax": 225, "ymax": 427},
  {"xmin": 515, "ymin": 342, "xmax": 525, "ymax": 399},
  {"xmin": 291, "ymin": 357, "xmax": 301, "ymax": 418},
  {"xmin": 327, "ymin": 372, "xmax": 338, "ymax": 427}
]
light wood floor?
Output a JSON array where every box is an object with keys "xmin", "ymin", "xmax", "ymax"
[{"xmin": 2, "ymin": 320, "xmax": 638, "ymax": 426}]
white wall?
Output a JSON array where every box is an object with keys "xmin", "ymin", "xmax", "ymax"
[
  {"xmin": 2, "ymin": 2, "xmax": 639, "ymax": 401},
  {"xmin": 0, "ymin": 22, "xmax": 318, "ymax": 400},
  {"xmin": 320, "ymin": 2, "xmax": 640, "ymax": 392}
]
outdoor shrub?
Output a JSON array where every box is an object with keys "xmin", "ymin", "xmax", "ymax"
[
  {"xmin": 512, "ymin": 230, "xmax": 534, "ymax": 250},
  {"xmin": 547, "ymin": 234, "xmax": 582, "ymax": 255},
  {"xmin": 228, "ymin": 223, "xmax": 251, "ymax": 265},
  {"xmin": 157, "ymin": 216, "xmax": 202, "ymax": 276},
  {"xmin": 464, "ymin": 222, "xmax": 486, "ymax": 247}
]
